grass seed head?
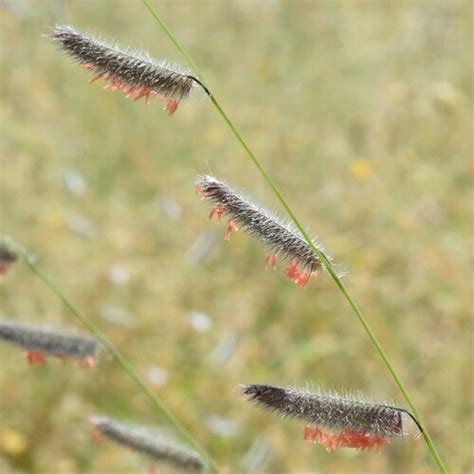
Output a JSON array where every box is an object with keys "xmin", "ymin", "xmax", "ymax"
[
  {"xmin": 0, "ymin": 319, "xmax": 98, "ymax": 365},
  {"xmin": 195, "ymin": 175, "xmax": 330, "ymax": 288},
  {"xmin": 49, "ymin": 25, "xmax": 196, "ymax": 114},
  {"xmin": 241, "ymin": 384, "xmax": 419, "ymax": 451},
  {"xmin": 91, "ymin": 416, "xmax": 206, "ymax": 472}
]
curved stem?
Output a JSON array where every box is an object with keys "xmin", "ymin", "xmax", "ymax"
[
  {"xmin": 4, "ymin": 238, "xmax": 220, "ymax": 473},
  {"xmin": 141, "ymin": 1, "xmax": 447, "ymax": 472}
]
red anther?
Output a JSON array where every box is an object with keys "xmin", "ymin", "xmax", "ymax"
[
  {"xmin": 80, "ymin": 67, "xmax": 183, "ymax": 114},
  {"xmin": 166, "ymin": 99, "xmax": 179, "ymax": 115},
  {"xmin": 285, "ymin": 260, "xmax": 313, "ymax": 288},
  {"xmin": 134, "ymin": 87, "xmax": 152, "ymax": 103},
  {"xmin": 134, "ymin": 88, "xmax": 146, "ymax": 101},
  {"xmin": 80, "ymin": 63, "xmax": 95, "ymax": 71},
  {"xmin": 285, "ymin": 259, "xmax": 300, "ymax": 281},
  {"xmin": 304, "ymin": 426, "xmax": 337, "ymax": 451},
  {"xmin": 304, "ymin": 426, "xmax": 389, "ymax": 451},
  {"xmin": 79, "ymin": 356, "xmax": 95, "ymax": 369},
  {"xmin": 92, "ymin": 430, "xmax": 102, "ymax": 445},
  {"xmin": 265, "ymin": 254, "xmax": 278, "ymax": 270},
  {"xmin": 338, "ymin": 429, "xmax": 388, "ymax": 451},
  {"xmin": 115, "ymin": 80, "xmax": 126, "ymax": 90},
  {"xmin": 296, "ymin": 271, "xmax": 312, "ymax": 289},
  {"xmin": 25, "ymin": 351, "xmax": 47, "ymax": 365},
  {"xmin": 194, "ymin": 185, "xmax": 209, "ymax": 200},
  {"xmin": 109, "ymin": 75, "xmax": 121, "ymax": 85},
  {"xmin": 225, "ymin": 219, "xmax": 239, "ymax": 240},
  {"xmin": 133, "ymin": 87, "xmax": 147, "ymax": 101},
  {"xmin": 142, "ymin": 87, "xmax": 154, "ymax": 104},
  {"xmin": 89, "ymin": 72, "xmax": 104, "ymax": 83},
  {"xmin": 102, "ymin": 75, "xmax": 116, "ymax": 88},
  {"xmin": 209, "ymin": 205, "xmax": 225, "ymax": 222},
  {"xmin": 123, "ymin": 86, "xmax": 138, "ymax": 98},
  {"xmin": 0, "ymin": 263, "xmax": 10, "ymax": 275},
  {"xmin": 106, "ymin": 77, "xmax": 127, "ymax": 92}
]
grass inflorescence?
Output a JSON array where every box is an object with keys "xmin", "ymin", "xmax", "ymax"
[
  {"xmin": 195, "ymin": 174, "xmax": 330, "ymax": 288},
  {"xmin": 0, "ymin": 319, "xmax": 98, "ymax": 367},
  {"xmin": 241, "ymin": 384, "xmax": 420, "ymax": 451},
  {"xmin": 50, "ymin": 25, "xmax": 202, "ymax": 114},
  {"xmin": 91, "ymin": 416, "xmax": 206, "ymax": 472}
]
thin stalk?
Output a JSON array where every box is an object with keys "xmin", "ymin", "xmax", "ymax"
[
  {"xmin": 5, "ymin": 238, "xmax": 220, "ymax": 473},
  {"xmin": 141, "ymin": 1, "xmax": 447, "ymax": 472}
]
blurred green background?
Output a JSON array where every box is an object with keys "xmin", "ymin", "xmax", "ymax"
[{"xmin": 0, "ymin": 1, "xmax": 472, "ymax": 473}]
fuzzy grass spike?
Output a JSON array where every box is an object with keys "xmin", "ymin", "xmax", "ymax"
[
  {"xmin": 49, "ymin": 25, "xmax": 203, "ymax": 114},
  {"xmin": 195, "ymin": 175, "xmax": 331, "ymax": 288},
  {"xmin": 0, "ymin": 319, "xmax": 98, "ymax": 367},
  {"xmin": 91, "ymin": 416, "xmax": 206, "ymax": 472},
  {"xmin": 241, "ymin": 384, "xmax": 420, "ymax": 451}
]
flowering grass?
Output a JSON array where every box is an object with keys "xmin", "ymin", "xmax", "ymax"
[
  {"xmin": 91, "ymin": 415, "xmax": 205, "ymax": 472},
  {"xmin": 195, "ymin": 175, "xmax": 329, "ymax": 288},
  {"xmin": 1, "ymin": 2, "xmax": 471, "ymax": 473},
  {"xmin": 50, "ymin": 25, "xmax": 200, "ymax": 114},
  {"xmin": 0, "ymin": 319, "xmax": 98, "ymax": 367},
  {"xmin": 241, "ymin": 384, "xmax": 419, "ymax": 451}
]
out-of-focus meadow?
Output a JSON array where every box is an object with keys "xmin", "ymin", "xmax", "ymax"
[{"xmin": 0, "ymin": 1, "xmax": 472, "ymax": 473}]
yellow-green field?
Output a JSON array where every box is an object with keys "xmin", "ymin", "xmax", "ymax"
[{"xmin": 1, "ymin": 1, "xmax": 472, "ymax": 473}]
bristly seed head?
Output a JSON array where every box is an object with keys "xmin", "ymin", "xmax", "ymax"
[
  {"xmin": 241, "ymin": 384, "xmax": 420, "ymax": 451},
  {"xmin": 90, "ymin": 416, "xmax": 206, "ymax": 472},
  {"xmin": 0, "ymin": 319, "xmax": 98, "ymax": 366},
  {"xmin": 49, "ymin": 25, "xmax": 198, "ymax": 114},
  {"xmin": 195, "ymin": 175, "xmax": 331, "ymax": 288}
]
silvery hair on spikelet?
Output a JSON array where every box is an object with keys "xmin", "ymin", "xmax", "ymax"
[
  {"xmin": 241, "ymin": 384, "xmax": 420, "ymax": 439},
  {"xmin": 195, "ymin": 175, "xmax": 332, "ymax": 287},
  {"xmin": 0, "ymin": 319, "xmax": 98, "ymax": 359},
  {"xmin": 91, "ymin": 416, "xmax": 206, "ymax": 472},
  {"xmin": 49, "ymin": 25, "xmax": 207, "ymax": 113}
]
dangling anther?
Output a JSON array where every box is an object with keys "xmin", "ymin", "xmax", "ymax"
[
  {"xmin": 225, "ymin": 219, "xmax": 239, "ymax": 240},
  {"xmin": 166, "ymin": 99, "xmax": 179, "ymax": 115},
  {"xmin": 209, "ymin": 205, "xmax": 225, "ymax": 222},
  {"xmin": 265, "ymin": 254, "xmax": 278, "ymax": 270},
  {"xmin": 25, "ymin": 351, "xmax": 47, "ymax": 365},
  {"xmin": 79, "ymin": 356, "xmax": 96, "ymax": 369},
  {"xmin": 89, "ymin": 72, "xmax": 104, "ymax": 83}
]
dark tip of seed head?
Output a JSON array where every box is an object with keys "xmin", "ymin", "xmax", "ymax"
[
  {"xmin": 0, "ymin": 244, "xmax": 17, "ymax": 264},
  {"xmin": 240, "ymin": 384, "xmax": 286, "ymax": 404}
]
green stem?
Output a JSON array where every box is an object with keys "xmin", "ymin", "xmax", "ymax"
[
  {"xmin": 141, "ymin": 1, "xmax": 447, "ymax": 472},
  {"xmin": 5, "ymin": 238, "xmax": 220, "ymax": 473}
]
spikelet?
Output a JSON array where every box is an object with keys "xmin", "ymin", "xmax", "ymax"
[
  {"xmin": 0, "ymin": 319, "xmax": 98, "ymax": 367},
  {"xmin": 0, "ymin": 244, "xmax": 17, "ymax": 275},
  {"xmin": 241, "ymin": 384, "xmax": 420, "ymax": 451},
  {"xmin": 50, "ymin": 25, "xmax": 199, "ymax": 114},
  {"xmin": 91, "ymin": 416, "xmax": 205, "ymax": 472},
  {"xmin": 195, "ymin": 175, "xmax": 329, "ymax": 288}
]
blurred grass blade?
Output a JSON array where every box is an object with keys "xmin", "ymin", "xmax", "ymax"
[
  {"xmin": 140, "ymin": 1, "xmax": 447, "ymax": 472},
  {"xmin": 2, "ymin": 236, "xmax": 220, "ymax": 473}
]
